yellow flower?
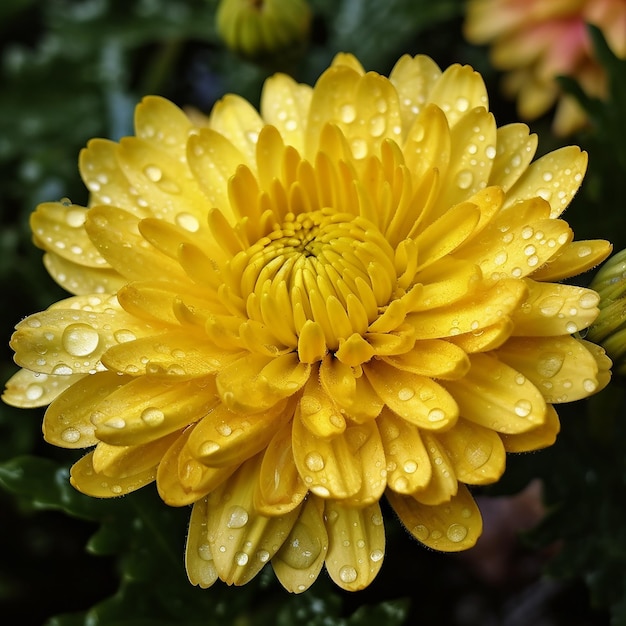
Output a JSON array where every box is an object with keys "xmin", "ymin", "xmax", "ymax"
[
  {"xmin": 3, "ymin": 53, "xmax": 612, "ymax": 593},
  {"xmin": 464, "ymin": 0, "xmax": 626, "ymax": 135}
]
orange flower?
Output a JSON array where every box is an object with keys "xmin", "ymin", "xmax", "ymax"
[
  {"xmin": 4, "ymin": 53, "xmax": 611, "ymax": 592},
  {"xmin": 465, "ymin": 0, "xmax": 626, "ymax": 134}
]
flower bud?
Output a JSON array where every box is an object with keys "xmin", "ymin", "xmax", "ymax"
[
  {"xmin": 588, "ymin": 249, "xmax": 626, "ymax": 373},
  {"xmin": 216, "ymin": 0, "xmax": 311, "ymax": 61}
]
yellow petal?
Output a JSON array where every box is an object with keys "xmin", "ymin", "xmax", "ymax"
[
  {"xmin": 157, "ymin": 428, "xmax": 235, "ymax": 506},
  {"xmin": 135, "ymin": 95, "xmax": 195, "ymax": 154},
  {"xmin": 500, "ymin": 405, "xmax": 561, "ymax": 453},
  {"xmin": 497, "ymin": 336, "xmax": 602, "ymax": 403},
  {"xmin": 489, "ymin": 123, "xmax": 538, "ymax": 192},
  {"xmin": 70, "ymin": 450, "xmax": 155, "ymax": 497},
  {"xmin": 185, "ymin": 497, "xmax": 219, "ymax": 588},
  {"xmin": 443, "ymin": 353, "xmax": 547, "ymax": 434},
  {"xmin": 205, "ymin": 455, "xmax": 301, "ymax": 586},
  {"xmin": 378, "ymin": 408, "xmax": 432, "ymax": 494},
  {"xmin": 272, "ymin": 496, "xmax": 328, "ymax": 593},
  {"xmin": 92, "ymin": 432, "xmax": 178, "ymax": 478},
  {"xmin": 504, "ymin": 146, "xmax": 587, "ymax": 218},
  {"xmin": 260, "ymin": 73, "xmax": 312, "ymax": 153},
  {"xmin": 187, "ymin": 399, "xmax": 291, "ymax": 468},
  {"xmin": 530, "ymin": 240, "xmax": 612, "ymax": 282},
  {"xmin": 2, "ymin": 368, "xmax": 83, "ymax": 409},
  {"xmin": 92, "ymin": 376, "xmax": 218, "ymax": 446},
  {"xmin": 381, "ymin": 339, "xmax": 470, "ymax": 380},
  {"xmin": 254, "ymin": 420, "xmax": 308, "ymax": 516},
  {"xmin": 411, "ymin": 432, "xmax": 458, "ymax": 506},
  {"xmin": 449, "ymin": 319, "xmax": 513, "ymax": 353},
  {"xmin": 365, "ymin": 360, "xmax": 459, "ymax": 431},
  {"xmin": 43, "ymin": 371, "xmax": 129, "ymax": 448},
  {"xmin": 510, "ymin": 280, "xmax": 600, "ymax": 336},
  {"xmin": 324, "ymin": 500, "xmax": 385, "ymax": 591},
  {"xmin": 387, "ymin": 483, "xmax": 482, "ymax": 552},
  {"xmin": 437, "ymin": 418, "xmax": 506, "ymax": 485},
  {"xmin": 298, "ymin": 371, "xmax": 346, "ymax": 439}
]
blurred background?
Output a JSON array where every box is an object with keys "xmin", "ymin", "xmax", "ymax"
[{"xmin": 1, "ymin": 1, "xmax": 626, "ymax": 624}]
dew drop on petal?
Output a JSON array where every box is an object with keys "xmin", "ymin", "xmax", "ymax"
[
  {"xmin": 305, "ymin": 452, "xmax": 325, "ymax": 472},
  {"xmin": 60, "ymin": 427, "xmax": 81, "ymax": 443},
  {"xmin": 200, "ymin": 441, "xmax": 220, "ymax": 456},
  {"xmin": 52, "ymin": 363, "xmax": 74, "ymax": 375},
  {"xmin": 175, "ymin": 212, "xmax": 200, "ymax": 232},
  {"xmin": 514, "ymin": 399, "xmax": 532, "ymax": 418},
  {"xmin": 339, "ymin": 565, "xmax": 358, "ymax": 584},
  {"xmin": 235, "ymin": 551, "xmax": 249, "ymax": 566},
  {"xmin": 371, "ymin": 511, "xmax": 383, "ymax": 526},
  {"xmin": 197, "ymin": 542, "xmax": 213, "ymax": 561},
  {"xmin": 446, "ymin": 523, "xmax": 468, "ymax": 543},
  {"xmin": 140, "ymin": 407, "xmax": 165, "ymax": 426},
  {"xmin": 340, "ymin": 104, "xmax": 356, "ymax": 123},
  {"xmin": 537, "ymin": 352, "xmax": 564, "ymax": 378},
  {"xmin": 403, "ymin": 460, "xmax": 418, "ymax": 474},
  {"xmin": 144, "ymin": 165, "xmax": 163, "ymax": 182},
  {"xmin": 226, "ymin": 505, "xmax": 249, "ymax": 529},
  {"xmin": 456, "ymin": 169, "xmax": 474, "ymax": 190},
  {"xmin": 257, "ymin": 550, "xmax": 270, "ymax": 563},
  {"xmin": 398, "ymin": 387, "xmax": 414, "ymax": 401},
  {"xmin": 427, "ymin": 408, "xmax": 446, "ymax": 422},
  {"xmin": 62, "ymin": 324, "xmax": 100, "ymax": 357},
  {"xmin": 413, "ymin": 524, "xmax": 429, "ymax": 541},
  {"xmin": 583, "ymin": 378, "xmax": 597, "ymax": 393},
  {"xmin": 104, "ymin": 417, "xmax": 126, "ymax": 429},
  {"xmin": 25, "ymin": 384, "xmax": 44, "ymax": 401},
  {"xmin": 370, "ymin": 549, "xmax": 384, "ymax": 562},
  {"xmin": 216, "ymin": 422, "xmax": 232, "ymax": 437}
]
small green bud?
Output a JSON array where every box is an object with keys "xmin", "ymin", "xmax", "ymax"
[
  {"xmin": 216, "ymin": 0, "xmax": 311, "ymax": 62},
  {"xmin": 588, "ymin": 248, "xmax": 626, "ymax": 374}
]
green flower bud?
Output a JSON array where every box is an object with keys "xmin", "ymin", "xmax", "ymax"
[
  {"xmin": 588, "ymin": 248, "xmax": 626, "ymax": 374},
  {"xmin": 216, "ymin": 0, "xmax": 311, "ymax": 61}
]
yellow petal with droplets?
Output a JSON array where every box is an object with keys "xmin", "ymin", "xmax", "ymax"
[
  {"xmin": 389, "ymin": 54, "xmax": 442, "ymax": 131},
  {"xmin": 2, "ymin": 368, "xmax": 83, "ymax": 409},
  {"xmin": 31, "ymin": 202, "xmax": 106, "ymax": 268},
  {"xmin": 135, "ymin": 95, "xmax": 195, "ymax": 153},
  {"xmin": 531, "ymin": 239, "xmax": 612, "ymax": 282},
  {"xmin": 292, "ymin": 416, "xmax": 367, "ymax": 499},
  {"xmin": 500, "ymin": 405, "xmax": 561, "ymax": 453},
  {"xmin": 298, "ymin": 372, "xmax": 346, "ymax": 439},
  {"xmin": 497, "ymin": 336, "xmax": 602, "ymax": 403},
  {"xmin": 272, "ymin": 496, "xmax": 328, "ymax": 593},
  {"xmin": 92, "ymin": 432, "xmax": 179, "ymax": 478},
  {"xmin": 387, "ymin": 483, "xmax": 482, "ymax": 552},
  {"xmin": 504, "ymin": 146, "xmax": 587, "ymax": 218},
  {"xmin": 449, "ymin": 319, "xmax": 513, "ymax": 353},
  {"xmin": 70, "ymin": 450, "xmax": 156, "ymax": 497},
  {"xmin": 406, "ymin": 278, "xmax": 526, "ymax": 339},
  {"xmin": 186, "ymin": 497, "xmax": 219, "ymax": 588},
  {"xmin": 324, "ymin": 500, "xmax": 385, "ymax": 591},
  {"xmin": 209, "ymin": 94, "xmax": 263, "ymax": 167},
  {"xmin": 443, "ymin": 353, "xmax": 547, "ymax": 434},
  {"xmin": 511, "ymin": 280, "xmax": 600, "ymax": 336},
  {"xmin": 319, "ymin": 355, "xmax": 383, "ymax": 422},
  {"xmin": 382, "ymin": 339, "xmax": 470, "ymax": 380},
  {"xmin": 187, "ymin": 399, "xmax": 291, "ymax": 468},
  {"xmin": 411, "ymin": 432, "xmax": 457, "ymax": 506},
  {"xmin": 42, "ymin": 253, "xmax": 125, "ymax": 296},
  {"xmin": 260, "ymin": 73, "xmax": 312, "ymax": 153},
  {"xmin": 365, "ymin": 360, "xmax": 458, "ymax": 431},
  {"xmin": 43, "ymin": 371, "xmax": 129, "ymax": 448},
  {"xmin": 92, "ymin": 376, "xmax": 218, "ymax": 446},
  {"xmin": 205, "ymin": 455, "xmax": 301, "ymax": 586},
  {"xmin": 85, "ymin": 206, "xmax": 188, "ymax": 282},
  {"xmin": 378, "ymin": 408, "xmax": 431, "ymax": 495},
  {"xmin": 157, "ymin": 427, "xmax": 235, "ymax": 507},
  {"xmin": 254, "ymin": 420, "xmax": 308, "ymax": 516},
  {"xmin": 437, "ymin": 418, "xmax": 506, "ymax": 485},
  {"xmin": 489, "ymin": 123, "xmax": 538, "ymax": 192}
]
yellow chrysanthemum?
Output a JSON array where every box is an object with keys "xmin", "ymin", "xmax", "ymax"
[
  {"xmin": 464, "ymin": 0, "xmax": 626, "ymax": 135},
  {"xmin": 3, "ymin": 53, "xmax": 612, "ymax": 593}
]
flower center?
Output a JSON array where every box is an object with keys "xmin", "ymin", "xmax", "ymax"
[{"xmin": 237, "ymin": 208, "xmax": 397, "ymax": 352}]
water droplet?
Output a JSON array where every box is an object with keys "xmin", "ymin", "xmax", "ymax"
[
  {"xmin": 216, "ymin": 422, "xmax": 232, "ymax": 437},
  {"xmin": 198, "ymin": 542, "xmax": 213, "ymax": 561},
  {"xmin": 494, "ymin": 251, "xmax": 507, "ymax": 266},
  {"xmin": 226, "ymin": 505, "xmax": 249, "ymax": 529},
  {"xmin": 537, "ymin": 352, "xmax": 564, "ymax": 378},
  {"xmin": 393, "ymin": 476, "xmax": 409, "ymax": 491},
  {"xmin": 565, "ymin": 321, "xmax": 578, "ymax": 333},
  {"xmin": 413, "ymin": 524, "xmax": 429, "ymax": 541},
  {"xmin": 340, "ymin": 104, "xmax": 356, "ymax": 123},
  {"xmin": 398, "ymin": 387, "xmax": 414, "ymax": 401},
  {"xmin": 521, "ymin": 226, "xmax": 534, "ymax": 240},
  {"xmin": 427, "ymin": 408, "xmax": 446, "ymax": 422},
  {"xmin": 257, "ymin": 549, "xmax": 270, "ymax": 562},
  {"xmin": 200, "ymin": 441, "xmax": 220, "ymax": 456},
  {"xmin": 538, "ymin": 296, "xmax": 563, "ymax": 317},
  {"xmin": 176, "ymin": 212, "xmax": 200, "ymax": 232},
  {"xmin": 446, "ymin": 523, "xmax": 468, "ymax": 543},
  {"xmin": 351, "ymin": 138, "xmax": 368, "ymax": 159},
  {"xmin": 305, "ymin": 452, "xmax": 325, "ymax": 472},
  {"xmin": 371, "ymin": 512, "xmax": 383, "ymax": 526},
  {"xmin": 300, "ymin": 395, "xmax": 322, "ymax": 416},
  {"xmin": 311, "ymin": 485, "xmax": 330, "ymax": 497},
  {"xmin": 140, "ymin": 407, "xmax": 165, "ymax": 426},
  {"xmin": 455, "ymin": 96, "xmax": 469, "ymax": 112},
  {"xmin": 104, "ymin": 417, "xmax": 126, "ymax": 429},
  {"xmin": 370, "ymin": 549, "xmax": 384, "ymax": 562},
  {"xmin": 52, "ymin": 363, "xmax": 74, "ymax": 375},
  {"xmin": 456, "ymin": 169, "xmax": 474, "ymax": 190},
  {"xmin": 62, "ymin": 324, "xmax": 100, "ymax": 357},
  {"xmin": 279, "ymin": 523, "xmax": 322, "ymax": 569},
  {"xmin": 464, "ymin": 442, "xmax": 489, "ymax": 468},
  {"xmin": 25, "ymin": 383, "xmax": 44, "ymax": 401},
  {"xmin": 60, "ymin": 427, "xmax": 81, "ymax": 443},
  {"xmin": 235, "ymin": 551, "xmax": 249, "ymax": 566},
  {"xmin": 369, "ymin": 115, "xmax": 386, "ymax": 137},
  {"xmin": 144, "ymin": 165, "xmax": 162, "ymax": 182},
  {"xmin": 583, "ymin": 378, "xmax": 597, "ymax": 393},
  {"xmin": 110, "ymin": 484, "xmax": 123, "ymax": 494},
  {"xmin": 339, "ymin": 565, "xmax": 358, "ymax": 584},
  {"xmin": 485, "ymin": 145, "xmax": 496, "ymax": 159},
  {"xmin": 514, "ymin": 399, "xmax": 532, "ymax": 418},
  {"xmin": 66, "ymin": 209, "xmax": 86, "ymax": 228},
  {"xmin": 403, "ymin": 460, "xmax": 417, "ymax": 474}
]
